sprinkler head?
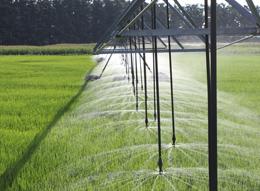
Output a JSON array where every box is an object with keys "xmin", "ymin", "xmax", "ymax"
[
  {"xmin": 157, "ymin": 158, "xmax": 163, "ymax": 174},
  {"xmin": 145, "ymin": 118, "xmax": 149, "ymax": 127},
  {"xmin": 154, "ymin": 113, "xmax": 157, "ymax": 121},
  {"xmin": 86, "ymin": 75, "xmax": 100, "ymax": 81},
  {"xmin": 95, "ymin": 57, "xmax": 104, "ymax": 63},
  {"xmin": 172, "ymin": 136, "xmax": 176, "ymax": 147}
]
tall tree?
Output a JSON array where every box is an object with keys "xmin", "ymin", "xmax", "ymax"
[{"xmin": 0, "ymin": 1, "xmax": 258, "ymax": 45}]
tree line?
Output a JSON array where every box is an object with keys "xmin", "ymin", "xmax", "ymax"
[
  {"xmin": 0, "ymin": 0, "xmax": 258, "ymax": 45},
  {"xmin": 0, "ymin": 0, "xmax": 127, "ymax": 45}
]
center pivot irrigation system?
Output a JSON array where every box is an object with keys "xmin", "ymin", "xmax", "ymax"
[{"xmin": 93, "ymin": 0, "xmax": 260, "ymax": 190}]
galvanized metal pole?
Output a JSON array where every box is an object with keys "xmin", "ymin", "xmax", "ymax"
[
  {"xmin": 166, "ymin": 0, "xmax": 176, "ymax": 146},
  {"xmin": 99, "ymin": 46, "xmax": 116, "ymax": 78},
  {"xmin": 153, "ymin": 3, "xmax": 163, "ymax": 174},
  {"xmin": 129, "ymin": 38, "xmax": 136, "ymax": 95},
  {"xmin": 204, "ymin": 2, "xmax": 213, "ymax": 188},
  {"xmin": 209, "ymin": 0, "xmax": 218, "ymax": 190},
  {"xmin": 123, "ymin": 44, "xmax": 129, "ymax": 78},
  {"xmin": 141, "ymin": 4, "xmax": 149, "ymax": 128},
  {"xmin": 138, "ymin": 37, "xmax": 144, "ymax": 91},
  {"xmin": 134, "ymin": 29, "xmax": 139, "ymax": 111},
  {"xmin": 125, "ymin": 45, "xmax": 130, "ymax": 82},
  {"xmin": 151, "ymin": 7, "xmax": 157, "ymax": 121},
  {"xmin": 137, "ymin": 15, "xmax": 144, "ymax": 91},
  {"xmin": 246, "ymin": 0, "xmax": 260, "ymax": 26}
]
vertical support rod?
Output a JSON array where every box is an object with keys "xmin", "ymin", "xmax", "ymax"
[
  {"xmin": 153, "ymin": 3, "xmax": 163, "ymax": 174},
  {"xmin": 99, "ymin": 46, "xmax": 116, "ymax": 78},
  {"xmin": 137, "ymin": 14, "xmax": 143, "ymax": 91},
  {"xmin": 134, "ymin": 27, "xmax": 139, "ymax": 111},
  {"xmin": 151, "ymin": 7, "xmax": 157, "ymax": 121},
  {"xmin": 166, "ymin": 0, "xmax": 176, "ymax": 146},
  {"xmin": 205, "ymin": 2, "xmax": 213, "ymax": 186},
  {"xmin": 205, "ymin": 2, "xmax": 212, "ymax": 186},
  {"xmin": 124, "ymin": 45, "xmax": 128, "ymax": 77},
  {"xmin": 209, "ymin": 0, "xmax": 218, "ymax": 190},
  {"xmin": 138, "ymin": 37, "xmax": 144, "ymax": 91},
  {"xmin": 129, "ymin": 38, "xmax": 136, "ymax": 95},
  {"xmin": 205, "ymin": 0, "xmax": 211, "ymax": 92},
  {"xmin": 141, "ymin": 4, "xmax": 149, "ymax": 127},
  {"xmin": 125, "ymin": 44, "xmax": 130, "ymax": 82},
  {"xmin": 137, "ymin": 15, "xmax": 144, "ymax": 91}
]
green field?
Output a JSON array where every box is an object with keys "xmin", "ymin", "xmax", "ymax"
[
  {"xmin": 175, "ymin": 44, "xmax": 260, "ymax": 113},
  {"xmin": 0, "ymin": 44, "xmax": 260, "ymax": 190},
  {"xmin": 0, "ymin": 56, "xmax": 95, "ymax": 189},
  {"xmin": 0, "ymin": 44, "xmax": 94, "ymax": 55}
]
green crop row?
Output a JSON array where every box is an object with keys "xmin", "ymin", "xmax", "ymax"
[{"xmin": 0, "ymin": 44, "xmax": 95, "ymax": 55}]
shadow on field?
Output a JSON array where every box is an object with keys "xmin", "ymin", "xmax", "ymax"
[{"xmin": 0, "ymin": 78, "xmax": 91, "ymax": 190}]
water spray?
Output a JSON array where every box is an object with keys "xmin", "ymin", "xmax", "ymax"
[{"xmin": 93, "ymin": 0, "xmax": 260, "ymax": 189}]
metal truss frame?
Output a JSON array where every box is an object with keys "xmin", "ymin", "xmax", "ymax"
[{"xmin": 93, "ymin": 1, "xmax": 260, "ymax": 190}]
